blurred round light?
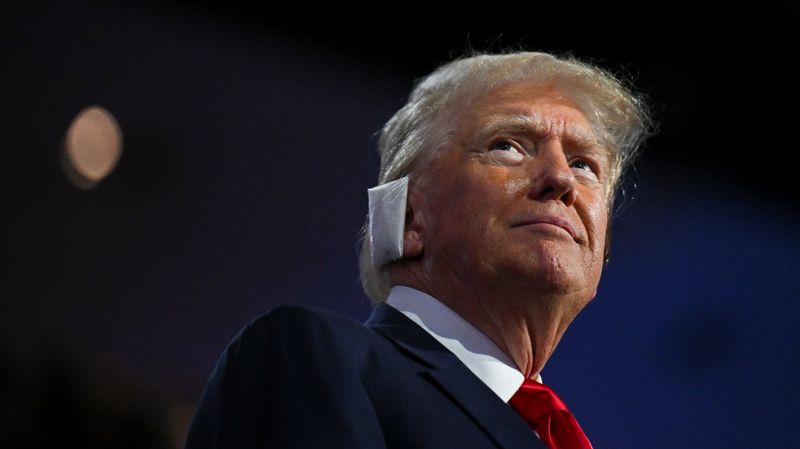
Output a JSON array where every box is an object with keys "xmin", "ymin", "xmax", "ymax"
[{"xmin": 62, "ymin": 105, "xmax": 123, "ymax": 189}]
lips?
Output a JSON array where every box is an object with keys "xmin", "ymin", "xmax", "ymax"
[{"xmin": 511, "ymin": 216, "xmax": 579, "ymax": 241}]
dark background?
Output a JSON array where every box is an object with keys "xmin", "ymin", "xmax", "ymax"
[{"xmin": 3, "ymin": 2, "xmax": 799, "ymax": 448}]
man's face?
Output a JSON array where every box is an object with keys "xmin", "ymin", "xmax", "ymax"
[{"xmin": 411, "ymin": 82, "xmax": 610, "ymax": 305}]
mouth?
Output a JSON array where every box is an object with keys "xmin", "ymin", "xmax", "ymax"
[{"xmin": 511, "ymin": 216, "xmax": 579, "ymax": 241}]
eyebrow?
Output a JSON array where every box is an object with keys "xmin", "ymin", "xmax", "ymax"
[{"xmin": 473, "ymin": 113, "xmax": 606, "ymax": 153}]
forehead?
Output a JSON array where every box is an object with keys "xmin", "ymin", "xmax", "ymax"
[{"xmin": 461, "ymin": 82, "xmax": 601, "ymax": 144}]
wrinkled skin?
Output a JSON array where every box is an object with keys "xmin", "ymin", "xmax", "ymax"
[{"xmin": 391, "ymin": 81, "xmax": 610, "ymax": 379}]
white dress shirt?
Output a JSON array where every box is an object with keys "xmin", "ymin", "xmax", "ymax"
[{"xmin": 385, "ymin": 285, "xmax": 530, "ymax": 403}]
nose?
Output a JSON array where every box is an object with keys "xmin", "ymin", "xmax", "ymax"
[{"xmin": 526, "ymin": 141, "xmax": 577, "ymax": 206}]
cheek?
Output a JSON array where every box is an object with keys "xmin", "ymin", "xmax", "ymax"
[
  {"xmin": 503, "ymin": 177, "xmax": 529, "ymax": 198},
  {"xmin": 455, "ymin": 167, "xmax": 519, "ymax": 212},
  {"xmin": 443, "ymin": 173, "xmax": 515, "ymax": 251},
  {"xmin": 584, "ymin": 196, "xmax": 609, "ymax": 261}
]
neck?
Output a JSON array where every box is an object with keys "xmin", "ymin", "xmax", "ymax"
[{"xmin": 391, "ymin": 265, "xmax": 586, "ymax": 379}]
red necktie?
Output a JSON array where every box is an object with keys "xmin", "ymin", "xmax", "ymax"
[{"xmin": 509, "ymin": 378, "xmax": 593, "ymax": 449}]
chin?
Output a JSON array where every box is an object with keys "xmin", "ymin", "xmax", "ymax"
[{"xmin": 501, "ymin": 248, "xmax": 588, "ymax": 296}]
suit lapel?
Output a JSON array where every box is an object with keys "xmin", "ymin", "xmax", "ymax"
[{"xmin": 366, "ymin": 304, "xmax": 548, "ymax": 449}]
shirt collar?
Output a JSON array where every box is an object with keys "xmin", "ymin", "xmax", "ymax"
[{"xmin": 385, "ymin": 285, "xmax": 526, "ymax": 402}]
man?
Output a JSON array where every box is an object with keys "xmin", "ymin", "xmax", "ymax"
[{"xmin": 184, "ymin": 51, "xmax": 651, "ymax": 449}]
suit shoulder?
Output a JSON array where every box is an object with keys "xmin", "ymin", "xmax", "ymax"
[
  {"xmin": 231, "ymin": 304, "xmax": 379, "ymax": 356},
  {"xmin": 250, "ymin": 304, "xmax": 368, "ymax": 333}
]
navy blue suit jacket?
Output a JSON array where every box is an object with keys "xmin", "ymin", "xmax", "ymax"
[{"xmin": 184, "ymin": 303, "xmax": 548, "ymax": 449}]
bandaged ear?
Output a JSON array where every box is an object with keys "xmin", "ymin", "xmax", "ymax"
[{"xmin": 367, "ymin": 176, "xmax": 409, "ymax": 269}]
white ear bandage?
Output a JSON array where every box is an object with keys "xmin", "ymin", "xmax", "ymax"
[{"xmin": 367, "ymin": 176, "xmax": 409, "ymax": 269}]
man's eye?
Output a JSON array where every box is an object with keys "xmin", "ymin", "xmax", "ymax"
[
  {"xmin": 570, "ymin": 159, "xmax": 595, "ymax": 173},
  {"xmin": 570, "ymin": 159, "xmax": 601, "ymax": 183},
  {"xmin": 490, "ymin": 141, "xmax": 518, "ymax": 152},
  {"xmin": 488, "ymin": 140, "xmax": 525, "ymax": 163}
]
